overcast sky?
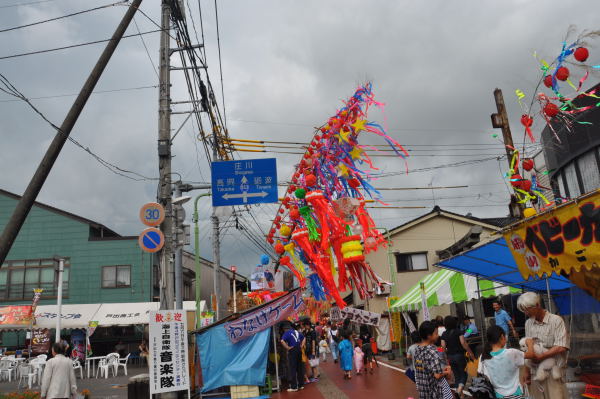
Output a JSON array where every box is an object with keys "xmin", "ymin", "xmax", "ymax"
[{"xmin": 1, "ymin": 0, "xmax": 599, "ymax": 275}]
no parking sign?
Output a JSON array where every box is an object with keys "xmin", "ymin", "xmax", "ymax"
[{"xmin": 139, "ymin": 227, "xmax": 165, "ymax": 253}]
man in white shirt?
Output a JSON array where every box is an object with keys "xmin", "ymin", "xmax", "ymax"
[{"xmin": 41, "ymin": 342, "xmax": 77, "ymax": 399}]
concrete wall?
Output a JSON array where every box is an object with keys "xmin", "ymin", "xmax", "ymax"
[{"xmin": 363, "ymin": 213, "xmax": 498, "ymax": 324}]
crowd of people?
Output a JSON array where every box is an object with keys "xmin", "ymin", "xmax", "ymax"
[
  {"xmin": 408, "ymin": 292, "xmax": 570, "ymax": 399},
  {"xmin": 279, "ymin": 318, "xmax": 378, "ymax": 392}
]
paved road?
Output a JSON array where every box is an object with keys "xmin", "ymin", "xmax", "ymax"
[{"xmin": 272, "ymin": 357, "xmax": 418, "ymax": 399}]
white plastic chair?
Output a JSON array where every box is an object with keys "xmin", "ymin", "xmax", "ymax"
[
  {"xmin": 36, "ymin": 354, "xmax": 47, "ymax": 361},
  {"xmin": 95, "ymin": 358, "xmax": 112, "ymax": 379},
  {"xmin": 116, "ymin": 353, "xmax": 130, "ymax": 376},
  {"xmin": 0, "ymin": 359, "xmax": 16, "ymax": 382},
  {"xmin": 106, "ymin": 353, "xmax": 120, "ymax": 376},
  {"xmin": 17, "ymin": 363, "xmax": 37, "ymax": 389},
  {"xmin": 72, "ymin": 359, "xmax": 83, "ymax": 379}
]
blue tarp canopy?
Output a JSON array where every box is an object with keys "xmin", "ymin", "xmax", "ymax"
[{"xmin": 436, "ymin": 237, "xmax": 574, "ymax": 292}]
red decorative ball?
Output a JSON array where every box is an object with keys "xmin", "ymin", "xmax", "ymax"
[
  {"xmin": 510, "ymin": 174, "xmax": 523, "ymax": 188},
  {"xmin": 521, "ymin": 179, "xmax": 532, "ymax": 192},
  {"xmin": 522, "ymin": 159, "xmax": 534, "ymax": 171},
  {"xmin": 290, "ymin": 207, "xmax": 300, "ymax": 220},
  {"xmin": 274, "ymin": 243, "xmax": 285, "ymax": 254},
  {"xmin": 574, "ymin": 47, "xmax": 589, "ymax": 62},
  {"xmin": 348, "ymin": 178, "xmax": 360, "ymax": 189},
  {"xmin": 520, "ymin": 114, "xmax": 533, "ymax": 127},
  {"xmin": 555, "ymin": 67, "xmax": 569, "ymax": 81},
  {"xmin": 280, "ymin": 256, "xmax": 291, "ymax": 266},
  {"xmin": 543, "ymin": 75, "xmax": 553, "ymax": 88},
  {"xmin": 267, "ymin": 237, "xmax": 274, "ymax": 245},
  {"xmin": 279, "ymin": 208, "xmax": 285, "ymax": 214},
  {"xmin": 305, "ymin": 174, "xmax": 317, "ymax": 186},
  {"xmin": 544, "ymin": 103, "xmax": 560, "ymax": 117}
]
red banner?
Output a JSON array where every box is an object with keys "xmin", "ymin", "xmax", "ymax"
[{"xmin": 0, "ymin": 305, "xmax": 33, "ymax": 327}]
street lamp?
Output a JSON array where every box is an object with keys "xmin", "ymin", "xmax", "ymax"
[{"xmin": 193, "ymin": 193, "xmax": 211, "ymax": 329}]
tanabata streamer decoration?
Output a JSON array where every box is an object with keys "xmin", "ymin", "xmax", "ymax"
[
  {"xmin": 516, "ymin": 31, "xmax": 600, "ymax": 144},
  {"xmin": 267, "ymin": 84, "xmax": 407, "ymax": 308}
]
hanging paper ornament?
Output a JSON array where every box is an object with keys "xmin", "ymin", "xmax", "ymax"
[
  {"xmin": 520, "ymin": 114, "xmax": 535, "ymax": 142},
  {"xmin": 521, "ymin": 179, "xmax": 532, "ymax": 192},
  {"xmin": 543, "ymin": 75, "xmax": 553, "ymax": 88},
  {"xmin": 295, "ymin": 188, "xmax": 306, "ymax": 199},
  {"xmin": 260, "ymin": 254, "xmax": 270, "ymax": 265},
  {"xmin": 289, "ymin": 207, "xmax": 300, "ymax": 220},
  {"xmin": 544, "ymin": 103, "xmax": 559, "ymax": 117},
  {"xmin": 555, "ymin": 66, "xmax": 569, "ymax": 81},
  {"xmin": 522, "ymin": 159, "xmax": 534, "ymax": 172},
  {"xmin": 574, "ymin": 47, "xmax": 589, "ymax": 62},
  {"xmin": 523, "ymin": 207, "xmax": 537, "ymax": 218},
  {"xmin": 274, "ymin": 242, "xmax": 285, "ymax": 255}
]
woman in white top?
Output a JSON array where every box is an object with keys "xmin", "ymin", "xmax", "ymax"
[
  {"xmin": 478, "ymin": 325, "xmax": 534, "ymax": 399},
  {"xmin": 41, "ymin": 342, "xmax": 77, "ymax": 399}
]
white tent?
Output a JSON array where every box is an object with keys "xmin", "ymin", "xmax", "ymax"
[
  {"xmin": 34, "ymin": 304, "xmax": 102, "ymax": 329},
  {"xmin": 93, "ymin": 302, "xmax": 160, "ymax": 326}
]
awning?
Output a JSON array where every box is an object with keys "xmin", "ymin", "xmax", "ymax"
[
  {"xmin": 437, "ymin": 237, "xmax": 574, "ymax": 292},
  {"xmin": 389, "ymin": 269, "xmax": 520, "ymax": 311},
  {"xmin": 94, "ymin": 301, "xmax": 205, "ymax": 326},
  {"xmin": 35, "ymin": 303, "xmax": 101, "ymax": 329}
]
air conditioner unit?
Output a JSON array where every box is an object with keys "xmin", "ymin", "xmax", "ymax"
[{"xmin": 375, "ymin": 284, "xmax": 391, "ymax": 296}]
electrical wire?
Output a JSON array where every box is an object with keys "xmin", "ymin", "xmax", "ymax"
[
  {"xmin": 0, "ymin": 1, "xmax": 127, "ymax": 33},
  {"xmin": 0, "ymin": 0, "xmax": 57, "ymax": 9},
  {"xmin": 0, "ymin": 29, "xmax": 162, "ymax": 60},
  {"xmin": 132, "ymin": 16, "xmax": 159, "ymax": 79},
  {"xmin": 0, "ymin": 84, "xmax": 157, "ymax": 102},
  {"xmin": 213, "ymin": 0, "xmax": 227, "ymax": 128}
]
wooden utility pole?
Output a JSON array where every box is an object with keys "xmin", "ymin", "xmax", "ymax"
[
  {"xmin": 491, "ymin": 88, "xmax": 523, "ymax": 218},
  {"xmin": 0, "ymin": 0, "xmax": 143, "ymax": 265}
]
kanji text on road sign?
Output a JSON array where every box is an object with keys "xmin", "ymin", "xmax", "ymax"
[
  {"xmin": 211, "ymin": 158, "xmax": 278, "ymax": 206},
  {"xmin": 138, "ymin": 227, "xmax": 165, "ymax": 253},
  {"xmin": 139, "ymin": 202, "xmax": 165, "ymax": 226}
]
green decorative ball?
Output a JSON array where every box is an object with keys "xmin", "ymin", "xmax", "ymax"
[{"xmin": 295, "ymin": 188, "xmax": 306, "ymax": 199}]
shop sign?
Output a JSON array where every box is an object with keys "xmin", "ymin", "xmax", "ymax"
[
  {"xmin": 390, "ymin": 311, "xmax": 402, "ymax": 343},
  {"xmin": 149, "ymin": 310, "xmax": 190, "ymax": 394},
  {"xmin": 0, "ymin": 305, "xmax": 33, "ymax": 326},
  {"xmin": 31, "ymin": 329, "xmax": 51, "ymax": 354},
  {"xmin": 503, "ymin": 190, "xmax": 600, "ymax": 279}
]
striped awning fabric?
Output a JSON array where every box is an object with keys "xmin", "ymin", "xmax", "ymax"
[{"xmin": 389, "ymin": 269, "xmax": 520, "ymax": 312}]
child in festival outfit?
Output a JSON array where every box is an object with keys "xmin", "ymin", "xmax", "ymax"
[
  {"xmin": 337, "ymin": 332, "xmax": 354, "ymax": 380},
  {"xmin": 354, "ymin": 343, "xmax": 365, "ymax": 375},
  {"xmin": 319, "ymin": 335, "xmax": 329, "ymax": 362}
]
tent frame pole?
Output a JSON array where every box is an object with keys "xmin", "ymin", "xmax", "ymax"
[
  {"xmin": 476, "ymin": 275, "xmax": 486, "ymax": 349},
  {"xmin": 272, "ymin": 326, "xmax": 280, "ymax": 392},
  {"xmin": 545, "ymin": 277, "xmax": 553, "ymax": 314}
]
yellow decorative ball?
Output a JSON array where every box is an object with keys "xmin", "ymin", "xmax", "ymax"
[{"xmin": 280, "ymin": 224, "xmax": 292, "ymax": 237}]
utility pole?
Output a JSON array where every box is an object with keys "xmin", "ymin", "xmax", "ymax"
[
  {"xmin": 158, "ymin": 0, "xmax": 174, "ymax": 311},
  {"xmin": 55, "ymin": 257, "xmax": 64, "ymax": 343},
  {"xmin": 174, "ymin": 185, "xmax": 183, "ymax": 310},
  {"xmin": 0, "ymin": 0, "xmax": 143, "ymax": 265},
  {"xmin": 491, "ymin": 88, "xmax": 523, "ymax": 218}
]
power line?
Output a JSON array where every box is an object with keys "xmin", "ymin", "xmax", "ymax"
[
  {"xmin": 0, "ymin": 84, "xmax": 157, "ymax": 102},
  {"xmin": 0, "ymin": 0, "xmax": 57, "ymax": 9},
  {"xmin": 0, "ymin": 1, "xmax": 126, "ymax": 33},
  {"xmin": 132, "ymin": 16, "xmax": 159, "ymax": 79},
  {"xmin": 213, "ymin": 0, "xmax": 227, "ymax": 128},
  {"xmin": 0, "ymin": 28, "xmax": 162, "ymax": 60}
]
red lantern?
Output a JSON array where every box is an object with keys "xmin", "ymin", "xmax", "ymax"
[
  {"xmin": 305, "ymin": 174, "xmax": 317, "ymax": 187},
  {"xmin": 522, "ymin": 159, "xmax": 534, "ymax": 171},
  {"xmin": 348, "ymin": 178, "xmax": 360, "ymax": 189},
  {"xmin": 521, "ymin": 179, "xmax": 532, "ymax": 192},
  {"xmin": 510, "ymin": 174, "xmax": 523, "ymax": 188},
  {"xmin": 555, "ymin": 67, "xmax": 569, "ymax": 81},
  {"xmin": 543, "ymin": 75, "xmax": 553, "ymax": 88},
  {"xmin": 574, "ymin": 47, "xmax": 589, "ymax": 62},
  {"xmin": 544, "ymin": 103, "xmax": 559, "ymax": 117}
]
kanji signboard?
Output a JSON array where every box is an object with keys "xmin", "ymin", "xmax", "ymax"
[
  {"xmin": 149, "ymin": 310, "xmax": 190, "ymax": 394},
  {"xmin": 211, "ymin": 158, "xmax": 278, "ymax": 206},
  {"xmin": 340, "ymin": 306, "xmax": 381, "ymax": 327},
  {"xmin": 503, "ymin": 190, "xmax": 600, "ymax": 279}
]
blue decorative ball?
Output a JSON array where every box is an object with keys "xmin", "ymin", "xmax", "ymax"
[{"xmin": 260, "ymin": 254, "xmax": 270, "ymax": 265}]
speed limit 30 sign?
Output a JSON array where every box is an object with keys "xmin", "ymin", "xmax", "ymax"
[{"xmin": 139, "ymin": 202, "xmax": 165, "ymax": 226}]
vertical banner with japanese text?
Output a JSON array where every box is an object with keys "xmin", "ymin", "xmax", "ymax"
[
  {"xmin": 149, "ymin": 310, "xmax": 190, "ymax": 394},
  {"xmin": 419, "ymin": 282, "xmax": 431, "ymax": 321}
]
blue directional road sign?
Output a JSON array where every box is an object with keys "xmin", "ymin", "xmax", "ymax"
[{"xmin": 211, "ymin": 158, "xmax": 278, "ymax": 206}]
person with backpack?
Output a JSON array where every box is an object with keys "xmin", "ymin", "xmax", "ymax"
[
  {"xmin": 405, "ymin": 331, "xmax": 421, "ymax": 382},
  {"xmin": 441, "ymin": 316, "xmax": 475, "ymax": 397},
  {"xmin": 477, "ymin": 325, "xmax": 534, "ymax": 399}
]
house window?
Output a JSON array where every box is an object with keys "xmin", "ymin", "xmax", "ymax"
[
  {"xmin": 102, "ymin": 265, "xmax": 131, "ymax": 288},
  {"xmin": 0, "ymin": 258, "xmax": 69, "ymax": 301},
  {"xmin": 395, "ymin": 252, "xmax": 428, "ymax": 272}
]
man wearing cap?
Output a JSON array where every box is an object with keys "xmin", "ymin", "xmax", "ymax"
[{"xmin": 281, "ymin": 323, "xmax": 306, "ymax": 392}]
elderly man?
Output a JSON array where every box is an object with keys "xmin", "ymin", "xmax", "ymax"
[{"xmin": 517, "ymin": 292, "xmax": 569, "ymax": 399}]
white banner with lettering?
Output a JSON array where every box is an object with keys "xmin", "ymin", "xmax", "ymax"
[
  {"xmin": 149, "ymin": 310, "xmax": 190, "ymax": 394},
  {"xmin": 340, "ymin": 307, "xmax": 381, "ymax": 327}
]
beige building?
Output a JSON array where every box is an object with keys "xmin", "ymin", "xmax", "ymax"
[{"xmin": 360, "ymin": 206, "xmax": 513, "ymax": 323}]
